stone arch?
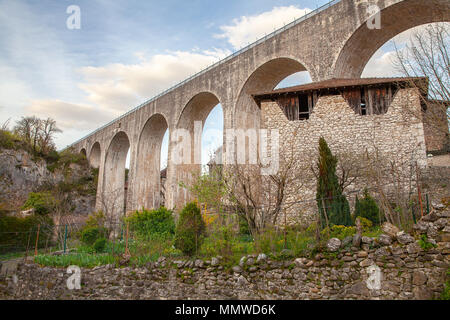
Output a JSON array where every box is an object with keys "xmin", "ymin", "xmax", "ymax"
[
  {"xmin": 230, "ymin": 57, "xmax": 309, "ymax": 164},
  {"xmin": 235, "ymin": 57, "xmax": 309, "ymax": 127},
  {"xmin": 134, "ymin": 113, "xmax": 169, "ymax": 210},
  {"xmin": 103, "ymin": 131, "xmax": 130, "ymax": 222},
  {"xmin": 89, "ymin": 142, "xmax": 101, "ymax": 169},
  {"xmin": 172, "ymin": 91, "xmax": 222, "ymax": 208},
  {"xmin": 333, "ymin": 0, "xmax": 450, "ymax": 78},
  {"xmin": 80, "ymin": 148, "xmax": 87, "ymax": 157}
]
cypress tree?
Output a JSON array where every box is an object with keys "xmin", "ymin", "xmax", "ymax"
[{"xmin": 316, "ymin": 137, "xmax": 352, "ymax": 228}]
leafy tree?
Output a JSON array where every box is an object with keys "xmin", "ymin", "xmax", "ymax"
[
  {"xmin": 174, "ymin": 202, "xmax": 206, "ymax": 256},
  {"xmin": 316, "ymin": 137, "xmax": 352, "ymax": 228}
]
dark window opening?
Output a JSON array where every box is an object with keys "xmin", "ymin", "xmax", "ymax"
[
  {"xmin": 342, "ymin": 85, "xmax": 396, "ymax": 116},
  {"xmin": 277, "ymin": 92, "xmax": 317, "ymax": 121}
]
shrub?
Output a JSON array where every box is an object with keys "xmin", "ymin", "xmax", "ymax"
[
  {"xmin": 93, "ymin": 238, "xmax": 107, "ymax": 253},
  {"xmin": 239, "ymin": 216, "xmax": 251, "ymax": 235},
  {"xmin": 22, "ymin": 192, "xmax": 55, "ymax": 215},
  {"xmin": 174, "ymin": 202, "xmax": 206, "ymax": 256},
  {"xmin": 418, "ymin": 234, "xmax": 437, "ymax": 251},
  {"xmin": 321, "ymin": 225, "xmax": 356, "ymax": 240},
  {"xmin": 354, "ymin": 189, "xmax": 382, "ymax": 225},
  {"xmin": 0, "ymin": 214, "xmax": 54, "ymax": 254},
  {"xmin": 0, "ymin": 130, "xmax": 16, "ymax": 149},
  {"xmin": 80, "ymin": 227, "xmax": 108, "ymax": 246},
  {"xmin": 126, "ymin": 207, "xmax": 175, "ymax": 239}
]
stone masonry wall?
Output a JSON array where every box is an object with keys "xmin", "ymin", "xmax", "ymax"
[
  {"xmin": 260, "ymin": 88, "xmax": 428, "ymax": 225},
  {"xmin": 0, "ymin": 210, "xmax": 449, "ymax": 300}
]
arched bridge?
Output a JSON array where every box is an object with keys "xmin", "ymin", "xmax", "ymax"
[{"xmin": 70, "ymin": 0, "xmax": 450, "ymax": 220}]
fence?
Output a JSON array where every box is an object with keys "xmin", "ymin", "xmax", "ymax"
[{"xmin": 0, "ymin": 188, "xmax": 436, "ymax": 262}]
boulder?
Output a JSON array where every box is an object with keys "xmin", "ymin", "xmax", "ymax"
[
  {"xmin": 381, "ymin": 223, "xmax": 400, "ymax": 238},
  {"xmin": 342, "ymin": 236, "xmax": 353, "ymax": 247},
  {"xmin": 210, "ymin": 257, "xmax": 219, "ymax": 267},
  {"xmin": 422, "ymin": 211, "xmax": 439, "ymax": 222},
  {"xmin": 377, "ymin": 234, "xmax": 392, "ymax": 246},
  {"xmin": 256, "ymin": 253, "xmax": 267, "ymax": 263},
  {"xmin": 327, "ymin": 238, "xmax": 341, "ymax": 252},
  {"xmin": 361, "ymin": 236, "xmax": 373, "ymax": 244},
  {"xmin": 396, "ymin": 231, "xmax": 415, "ymax": 245},
  {"xmin": 352, "ymin": 233, "xmax": 362, "ymax": 247}
]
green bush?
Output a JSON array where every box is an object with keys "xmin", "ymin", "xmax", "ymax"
[
  {"xmin": 174, "ymin": 202, "xmax": 206, "ymax": 256},
  {"xmin": 126, "ymin": 207, "xmax": 175, "ymax": 239},
  {"xmin": 93, "ymin": 237, "xmax": 107, "ymax": 253},
  {"xmin": 0, "ymin": 214, "xmax": 54, "ymax": 254},
  {"xmin": 321, "ymin": 225, "xmax": 356, "ymax": 240},
  {"xmin": 80, "ymin": 227, "xmax": 108, "ymax": 246},
  {"xmin": 22, "ymin": 192, "xmax": 55, "ymax": 215},
  {"xmin": 0, "ymin": 130, "xmax": 16, "ymax": 149},
  {"xmin": 238, "ymin": 215, "xmax": 251, "ymax": 235},
  {"xmin": 354, "ymin": 189, "xmax": 382, "ymax": 225}
]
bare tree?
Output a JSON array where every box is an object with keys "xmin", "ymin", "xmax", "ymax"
[
  {"xmin": 392, "ymin": 23, "xmax": 449, "ymax": 150},
  {"xmin": 39, "ymin": 118, "xmax": 62, "ymax": 154},
  {"xmin": 13, "ymin": 116, "xmax": 62, "ymax": 154},
  {"xmin": 223, "ymin": 130, "xmax": 309, "ymax": 236}
]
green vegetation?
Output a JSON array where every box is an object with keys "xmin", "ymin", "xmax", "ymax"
[
  {"xmin": 93, "ymin": 237, "xmax": 107, "ymax": 253},
  {"xmin": 0, "ymin": 214, "xmax": 54, "ymax": 254},
  {"xmin": 418, "ymin": 234, "xmax": 438, "ymax": 251},
  {"xmin": 440, "ymin": 270, "xmax": 450, "ymax": 300},
  {"xmin": 80, "ymin": 227, "xmax": 108, "ymax": 246},
  {"xmin": 22, "ymin": 192, "xmax": 55, "ymax": 215},
  {"xmin": 174, "ymin": 202, "xmax": 206, "ymax": 256},
  {"xmin": 125, "ymin": 207, "xmax": 175, "ymax": 239},
  {"xmin": 354, "ymin": 189, "xmax": 382, "ymax": 225},
  {"xmin": 316, "ymin": 137, "xmax": 352, "ymax": 228}
]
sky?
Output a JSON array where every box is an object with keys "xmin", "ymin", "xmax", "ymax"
[{"xmin": 0, "ymin": 0, "xmax": 442, "ymax": 168}]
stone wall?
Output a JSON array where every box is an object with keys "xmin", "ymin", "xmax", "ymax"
[
  {"xmin": 260, "ymin": 88, "xmax": 428, "ymax": 225},
  {"xmin": 1, "ymin": 210, "xmax": 448, "ymax": 300}
]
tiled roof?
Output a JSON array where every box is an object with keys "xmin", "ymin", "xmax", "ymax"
[{"xmin": 252, "ymin": 77, "xmax": 428, "ymax": 98}]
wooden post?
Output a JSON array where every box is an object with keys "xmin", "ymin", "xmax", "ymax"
[
  {"xmin": 63, "ymin": 224, "xmax": 68, "ymax": 254},
  {"xmin": 24, "ymin": 228, "xmax": 32, "ymax": 263},
  {"xmin": 34, "ymin": 224, "xmax": 40, "ymax": 256},
  {"xmin": 125, "ymin": 222, "xmax": 130, "ymax": 256},
  {"xmin": 321, "ymin": 198, "xmax": 330, "ymax": 237},
  {"xmin": 416, "ymin": 162, "xmax": 424, "ymax": 218}
]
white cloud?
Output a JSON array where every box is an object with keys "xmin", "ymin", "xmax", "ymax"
[
  {"xmin": 215, "ymin": 6, "xmax": 312, "ymax": 50},
  {"xmin": 77, "ymin": 49, "xmax": 231, "ymax": 114},
  {"xmin": 25, "ymin": 99, "xmax": 114, "ymax": 131},
  {"xmin": 363, "ymin": 23, "xmax": 448, "ymax": 78}
]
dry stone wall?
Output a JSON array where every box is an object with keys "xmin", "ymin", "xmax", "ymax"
[{"xmin": 1, "ymin": 209, "xmax": 449, "ymax": 300}]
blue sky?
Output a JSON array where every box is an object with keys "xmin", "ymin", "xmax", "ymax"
[{"xmin": 0, "ymin": 0, "xmax": 437, "ymax": 168}]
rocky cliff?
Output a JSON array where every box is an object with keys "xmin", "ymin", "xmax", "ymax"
[{"xmin": 0, "ymin": 148, "xmax": 96, "ymax": 217}]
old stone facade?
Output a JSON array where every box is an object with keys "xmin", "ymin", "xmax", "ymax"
[{"xmin": 258, "ymin": 81, "xmax": 428, "ymax": 225}]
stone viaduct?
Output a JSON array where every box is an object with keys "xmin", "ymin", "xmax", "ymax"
[{"xmin": 68, "ymin": 0, "xmax": 450, "ymax": 220}]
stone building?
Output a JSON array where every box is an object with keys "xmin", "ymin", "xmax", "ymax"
[{"xmin": 253, "ymin": 77, "xmax": 447, "ymax": 225}]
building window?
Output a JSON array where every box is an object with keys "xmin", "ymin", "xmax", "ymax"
[
  {"xmin": 342, "ymin": 85, "xmax": 396, "ymax": 115},
  {"xmin": 277, "ymin": 92, "xmax": 317, "ymax": 121}
]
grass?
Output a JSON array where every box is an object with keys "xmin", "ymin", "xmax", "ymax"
[{"xmin": 31, "ymin": 224, "xmax": 385, "ymax": 269}]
